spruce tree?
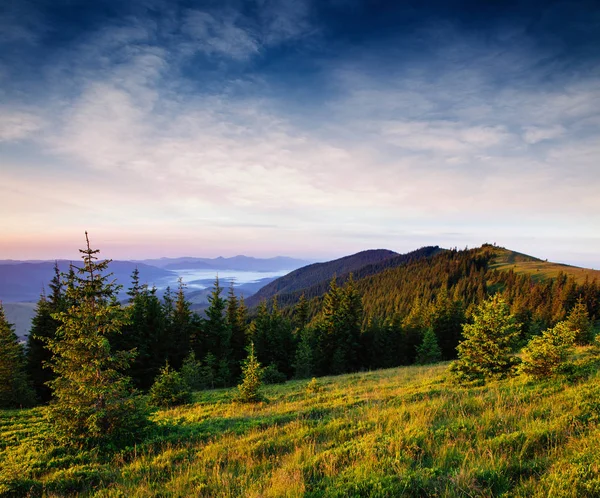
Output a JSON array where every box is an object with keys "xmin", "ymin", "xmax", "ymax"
[
  {"xmin": 294, "ymin": 327, "xmax": 314, "ymax": 379},
  {"xmin": 26, "ymin": 263, "xmax": 64, "ymax": 402},
  {"xmin": 450, "ymin": 295, "xmax": 520, "ymax": 383},
  {"xmin": 236, "ymin": 342, "xmax": 264, "ymax": 403},
  {"xmin": 46, "ymin": 233, "xmax": 147, "ymax": 447},
  {"xmin": 203, "ymin": 277, "xmax": 232, "ymax": 384},
  {"xmin": 0, "ymin": 303, "xmax": 35, "ymax": 408},
  {"xmin": 226, "ymin": 284, "xmax": 247, "ymax": 379},
  {"xmin": 565, "ymin": 297, "xmax": 594, "ymax": 345},
  {"xmin": 415, "ymin": 327, "xmax": 442, "ymax": 365}
]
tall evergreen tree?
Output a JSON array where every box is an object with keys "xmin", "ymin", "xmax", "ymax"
[
  {"xmin": 565, "ymin": 297, "xmax": 594, "ymax": 345},
  {"xmin": 168, "ymin": 278, "xmax": 194, "ymax": 369},
  {"xmin": 415, "ymin": 327, "xmax": 443, "ymax": 365},
  {"xmin": 26, "ymin": 262, "xmax": 64, "ymax": 402},
  {"xmin": 46, "ymin": 233, "xmax": 147, "ymax": 446},
  {"xmin": 203, "ymin": 277, "xmax": 232, "ymax": 385},
  {"xmin": 226, "ymin": 284, "xmax": 247, "ymax": 379},
  {"xmin": 0, "ymin": 303, "xmax": 35, "ymax": 408}
]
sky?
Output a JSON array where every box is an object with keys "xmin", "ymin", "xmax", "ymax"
[{"xmin": 1, "ymin": 0, "xmax": 599, "ymax": 266}]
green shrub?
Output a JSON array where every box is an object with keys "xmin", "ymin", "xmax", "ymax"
[
  {"xmin": 262, "ymin": 364, "xmax": 287, "ymax": 385},
  {"xmin": 519, "ymin": 322, "xmax": 575, "ymax": 380},
  {"xmin": 149, "ymin": 364, "xmax": 191, "ymax": 407},
  {"xmin": 305, "ymin": 377, "xmax": 323, "ymax": 394}
]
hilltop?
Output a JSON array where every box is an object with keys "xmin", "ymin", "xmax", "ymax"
[{"xmin": 247, "ymin": 247, "xmax": 440, "ymax": 308}]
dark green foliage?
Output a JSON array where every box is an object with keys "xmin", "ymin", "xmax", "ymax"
[
  {"xmin": 166, "ymin": 279, "xmax": 194, "ymax": 370},
  {"xmin": 565, "ymin": 297, "xmax": 594, "ymax": 345},
  {"xmin": 519, "ymin": 322, "xmax": 576, "ymax": 379},
  {"xmin": 46, "ymin": 233, "xmax": 148, "ymax": 447},
  {"xmin": 294, "ymin": 327, "xmax": 314, "ymax": 379},
  {"xmin": 26, "ymin": 263, "xmax": 64, "ymax": 403},
  {"xmin": 201, "ymin": 278, "xmax": 232, "ymax": 386},
  {"xmin": 415, "ymin": 327, "xmax": 442, "ymax": 365},
  {"xmin": 0, "ymin": 304, "xmax": 35, "ymax": 408},
  {"xmin": 180, "ymin": 350, "xmax": 203, "ymax": 390},
  {"xmin": 450, "ymin": 295, "xmax": 520, "ymax": 383},
  {"xmin": 250, "ymin": 299, "xmax": 295, "ymax": 378},
  {"xmin": 262, "ymin": 364, "xmax": 287, "ymax": 384},
  {"xmin": 149, "ymin": 363, "xmax": 191, "ymax": 407},
  {"xmin": 236, "ymin": 342, "xmax": 264, "ymax": 402},
  {"xmin": 226, "ymin": 285, "xmax": 248, "ymax": 380},
  {"xmin": 114, "ymin": 276, "xmax": 168, "ymax": 390},
  {"xmin": 314, "ymin": 276, "xmax": 363, "ymax": 375}
]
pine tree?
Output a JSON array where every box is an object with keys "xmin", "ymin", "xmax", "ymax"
[
  {"xmin": 294, "ymin": 327, "xmax": 314, "ymax": 379},
  {"xmin": 450, "ymin": 294, "xmax": 520, "ymax": 383},
  {"xmin": 565, "ymin": 297, "xmax": 594, "ymax": 345},
  {"xmin": 180, "ymin": 350, "xmax": 204, "ymax": 390},
  {"xmin": 415, "ymin": 327, "xmax": 442, "ymax": 365},
  {"xmin": 203, "ymin": 277, "xmax": 232, "ymax": 384},
  {"xmin": 26, "ymin": 262, "xmax": 64, "ymax": 402},
  {"xmin": 149, "ymin": 363, "xmax": 191, "ymax": 407},
  {"xmin": 226, "ymin": 284, "xmax": 247, "ymax": 379},
  {"xmin": 46, "ymin": 233, "xmax": 147, "ymax": 446},
  {"xmin": 0, "ymin": 303, "xmax": 35, "ymax": 408},
  {"xmin": 236, "ymin": 342, "xmax": 264, "ymax": 403}
]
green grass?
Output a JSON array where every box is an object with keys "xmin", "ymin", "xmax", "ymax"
[
  {"xmin": 2, "ymin": 356, "xmax": 600, "ymax": 497},
  {"xmin": 487, "ymin": 247, "xmax": 600, "ymax": 284}
]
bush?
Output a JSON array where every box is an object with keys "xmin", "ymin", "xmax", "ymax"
[
  {"xmin": 305, "ymin": 377, "xmax": 323, "ymax": 394},
  {"xmin": 149, "ymin": 364, "xmax": 191, "ymax": 407},
  {"xmin": 262, "ymin": 364, "xmax": 287, "ymax": 385},
  {"xmin": 519, "ymin": 322, "xmax": 575, "ymax": 380}
]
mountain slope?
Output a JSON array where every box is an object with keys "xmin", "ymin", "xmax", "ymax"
[{"xmin": 246, "ymin": 247, "xmax": 441, "ymax": 308}]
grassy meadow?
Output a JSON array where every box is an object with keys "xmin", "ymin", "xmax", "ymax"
[{"xmin": 2, "ymin": 354, "xmax": 600, "ymax": 497}]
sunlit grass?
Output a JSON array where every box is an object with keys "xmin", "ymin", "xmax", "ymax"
[{"xmin": 1, "ymin": 356, "xmax": 599, "ymax": 497}]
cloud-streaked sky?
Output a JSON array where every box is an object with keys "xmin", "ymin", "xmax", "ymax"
[{"xmin": 1, "ymin": 0, "xmax": 599, "ymax": 265}]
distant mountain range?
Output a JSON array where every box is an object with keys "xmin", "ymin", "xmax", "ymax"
[{"xmin": 133, "ymin": 255, "xmax": 311, "ymax": 272}]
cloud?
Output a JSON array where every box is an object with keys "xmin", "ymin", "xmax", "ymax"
[
  {"xmin": 0, "ymin": 109, "xmax": 44, "ymax": 142},
  {"xmin": 522, "ymin": 125, "xmax": 566, "ymax": 144},
  {"xmin": 182, "ymin": 10, "xmax": 260, "ymax": 60}
]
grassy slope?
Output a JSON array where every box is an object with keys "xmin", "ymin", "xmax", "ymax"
[
  {"xmin": 2, "ymin": 354, "xmax": 600, "ymax": 497},
  {"xmin": 487, "ymin": 246, "xmax": 600, "ymax": 284}
]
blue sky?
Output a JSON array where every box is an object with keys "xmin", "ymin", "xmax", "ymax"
[{"xmin": 1, "ymin": 0, "xmax": 599, "ymax": 265}]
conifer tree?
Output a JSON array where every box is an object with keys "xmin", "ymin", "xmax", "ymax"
[
  {"xmin": 450, "ymin": 294, "xmax": 520, "ymax": 382},
  {"xmin": 415, "ymin": 327, "xmax": 443, "ymax": 365},
  {"xmin": 46, "ymin": 233, "xmax": 147, "ymax": 446},
  {"xmin": 203, "ymin": 277, "xmax": 232, "ymax": 384},
  {"xmin": 294, "ymin": 327, "xmax": 314, "ymax": 379},
  {"xmin": 26, "ymin": 262, "xmax": 64, "ymax": 402},
  {"xmin": 565, "ymin": 297, "xmax": 594, "ymax": 345},
  {"xmin": 0, "ymin": 303, "xmax": 35, "ymax": 408},
  {"xmin": 149, "ymin": 362, "xmax": 191, "ymax": 407},
  {"xmin": 168, "ymin": 278, "xmax": 194, "ymax": 369},
  {"xmin": 226, "ymin": 283, "xmax": 247, "ymax": 378},
  {"xmin": 519, "ymin": 321, "xmax": 576, "ymax": 379},
  {"xmin": 236, "ymin": 342, "xmax": 264, "ymax": 403}
]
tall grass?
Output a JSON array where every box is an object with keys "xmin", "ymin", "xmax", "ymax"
[{"xmin": 1, "ymin": 353, "xmax": 599, "ymax": 497}]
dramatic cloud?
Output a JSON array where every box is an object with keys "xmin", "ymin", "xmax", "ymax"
[{"xmin": 0, "ymin": 0, "xmax": 599, "ymax": 265}]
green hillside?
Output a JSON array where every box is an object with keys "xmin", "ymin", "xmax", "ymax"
[
  {"xmin": 247, "ymin": 246, "xmax": 440, "ymax": 309},
  {"xmin": 2, "ymin": 352, "xmax": 600, "ymax": 497},
  {"xmin": 487, "ymin": 246, "xmax": 600, "ymax": 284}
]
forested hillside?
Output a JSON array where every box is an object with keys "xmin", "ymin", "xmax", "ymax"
[{"xmin": 247, "ymin": 247, "xmax": 440, "ymax": 308}]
